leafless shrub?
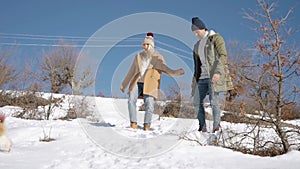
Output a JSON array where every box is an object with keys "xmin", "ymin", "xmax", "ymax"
[
  {"xmin": 281, "ymin": 103, "xmax": 300, "ymax": 120},
  {"xmin": 157, "ymin": 101, "xmax": 196, "ymax": 119},
  {"xmin": 39, "ymin": 126, "xmax": 55, "ymax": 142},
  {"xmin": 64, "ymin": 96, "xmax": 97, "ymax": 121},
  {"xmin": 6, "ymin": 92, "xmax": 65, "ymax": 120},
  {"xmin": 220, "ymin": 111, "xmax": 300, "ymax": 156},
  {"xmin": 218, "ymin": 124, "xmax": 293, "ymax": 157},
  {"xmin": 0, "ymin": 90, "xmax": 48, "ymax": 108}
]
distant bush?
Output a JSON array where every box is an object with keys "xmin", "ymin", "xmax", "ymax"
[
  {"xmin": 0, "ymin": 90, "xmax": 98, "ymax": 121},
  {"xmin": 153, "ymin": 101, "xmax": 196, "ymax": 119},
  {"xmin": 168, "ymin": 102, "xmax": 193, "ymax": 118},
  {"xmin": 10, "ymin": 93, "xmax": 65, "ymax": 120},
  {"xmin": 64, "ymin": 96, "xmax": 97, "ymax": 120},
  {"xmin": 281, "ymin": 104, "xmax": 300, "ymax": 120},
  {"xmin": 138, "ymin": 100, "xmax": 215, "ymax": 120},
  {"xmin": 0, "ymin": 91, "xmax": 49, "ymax": 109}
]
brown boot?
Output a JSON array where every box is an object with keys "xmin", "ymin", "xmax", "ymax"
[
  {"xmin": 143, "ymin": 124, "xmax": 150, "ymax": 131},
  {"xmin": 130, "ymin": 122, "xmax": 138, "ymax": 129}
]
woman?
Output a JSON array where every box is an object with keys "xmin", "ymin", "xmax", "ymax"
[{"xmin": 120, "ymin": 32, "xmax": 184, "ymax": 130}]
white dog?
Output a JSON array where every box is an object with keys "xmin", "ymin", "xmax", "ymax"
[{"xmin": 0, "ymin": 113, "xmax": 12, "ymax": 152}]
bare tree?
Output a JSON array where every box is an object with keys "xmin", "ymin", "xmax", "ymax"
[
  {"xmin": 39, "ymin": 41, "xmax": 94, "ymax": 94},
  {"xmin": 226, "ymin": 0, "xmax": 300, "ymax": 154},
  {"xmin": 71, "ymin": 67, "xmax": 94, "ymax": 95},
  {"xmin": 0, "ymin": 47, "xmax": 17, "ymax": 88}
]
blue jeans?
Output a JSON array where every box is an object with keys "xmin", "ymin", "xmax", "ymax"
[
  {"xmin": 128, "ymin": 82, "xmax": 154, "ymax": 125},
  {"xmin": 193, "ymin": 78, "xmax": 221, "ymax": 131}
]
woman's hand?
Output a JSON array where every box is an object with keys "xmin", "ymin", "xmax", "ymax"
[
  {"xmin": 177, "ymin": 68, "xmax": 185, "ymax": 75},
  {"xmin": 120, "ymin": 86, "xmax": 125, "ymax": 93}
]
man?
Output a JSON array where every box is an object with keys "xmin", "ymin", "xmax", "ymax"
[
  {"xmin": 120, "ymin": 32, "xmax": 184, "ymax": 131},
  {"xmin": 191, "ymin": 17, "xmax": 235, "ymax": 133}
]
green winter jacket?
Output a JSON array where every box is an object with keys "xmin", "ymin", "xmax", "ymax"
[{"xmin": 191, "ymin": 30, "xmax": 233, "ymax": 96}]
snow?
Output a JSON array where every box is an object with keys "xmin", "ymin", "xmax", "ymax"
[{"xmin": 0, "ymin": 94, "xmax": 300, "ymax": 169}]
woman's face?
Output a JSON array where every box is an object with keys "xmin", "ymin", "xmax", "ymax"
[{"xmin": 142, "ymin": 43, "xmax": 152, "ymax": 51}]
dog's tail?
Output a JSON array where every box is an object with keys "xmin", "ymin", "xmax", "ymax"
[{"xmin": 0, "ymin": 113, "xmax": 5, "ymax": 123}]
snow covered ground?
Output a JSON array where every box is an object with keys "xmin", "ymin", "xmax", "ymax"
[{"xmin": 0, "ymin": 95, "xmax": 300, "ymax": 169}]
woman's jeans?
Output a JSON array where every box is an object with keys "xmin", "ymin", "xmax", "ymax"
[
  {"xmin": 193, "ymin": 78, "xmax": 220, "ymax": 131},
  {"xmin": 128, "ymin": 82, "xmax": 154, "ymax": 125}
]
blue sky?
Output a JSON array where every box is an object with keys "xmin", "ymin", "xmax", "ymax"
[{"xmin": 0, "ymin": 0, "xmax": 299, "ymax": 97}]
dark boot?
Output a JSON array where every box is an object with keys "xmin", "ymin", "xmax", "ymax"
[{"xmin": 198, "ymin": 126, "xmax": 207, "ymax": 132}]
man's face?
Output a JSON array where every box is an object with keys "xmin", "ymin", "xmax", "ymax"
[{"xmin": 193, "ymin": 29, "xmax": 206, "ymax": 40}]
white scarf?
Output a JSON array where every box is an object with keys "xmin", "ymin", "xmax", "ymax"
[{"xmin": 139, "ymin": 51, "xmax": 152, "ymax": 82}]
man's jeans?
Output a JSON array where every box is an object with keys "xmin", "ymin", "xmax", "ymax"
[
  {"xmin": 128, "ymin": 82, "xmax": 154, "ymax": 125},
  {"xmin": 193, "ymin": 78, "xmax": 221, "ymax": 131}
]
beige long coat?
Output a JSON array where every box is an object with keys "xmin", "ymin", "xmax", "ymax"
[{"xmin": 121, "ymin": 51, "xmax": 182, "ymax": 99}]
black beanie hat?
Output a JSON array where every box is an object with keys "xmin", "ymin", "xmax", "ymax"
[{"xmin": 191, "ymin": 17, "xmax": 206, "ymax": 31}]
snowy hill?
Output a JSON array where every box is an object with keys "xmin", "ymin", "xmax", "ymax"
[{"xmin": 0, "ymin": 94, "xmax": 300, "ymax": 169}]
